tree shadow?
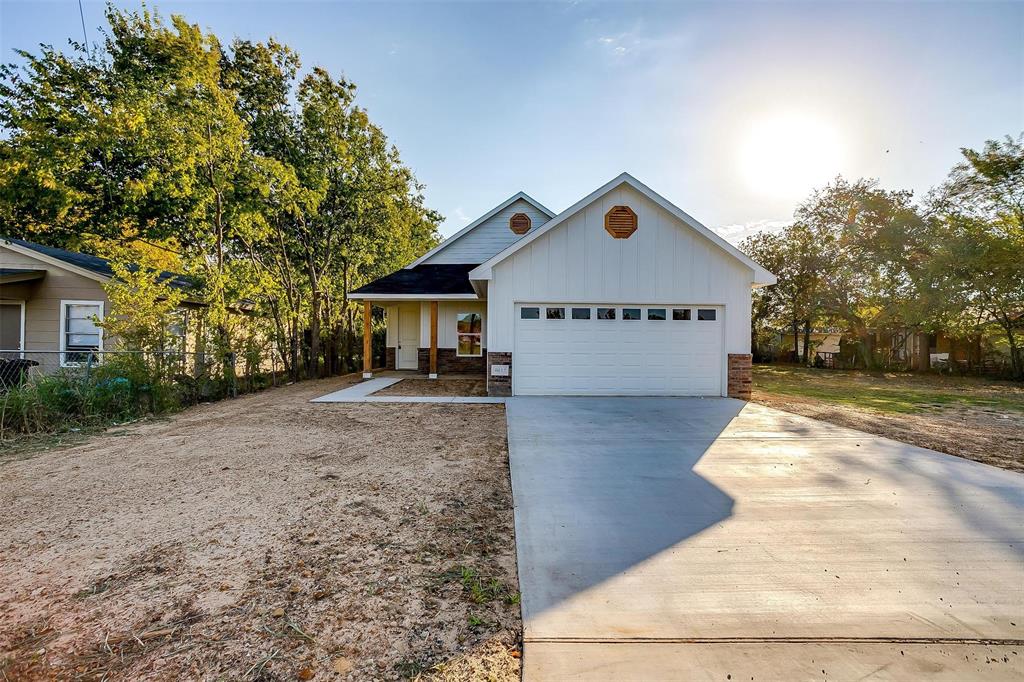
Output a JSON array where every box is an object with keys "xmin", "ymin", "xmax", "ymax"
[
  {"xmin": 506, "ymin": 397, "xmax": 1024, "ymax": 640},
  {"xmin": 829, "ymin": 445, "xmax": 1024, "ymax": 560},
  {"xmin": 505, "ymin": 397, "xmax": 739, "ymax": 630}
]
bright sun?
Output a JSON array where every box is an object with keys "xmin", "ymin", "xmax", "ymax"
[{"xmin": 738, "ymin": 111, "xmax": 845, "ymax": 199}]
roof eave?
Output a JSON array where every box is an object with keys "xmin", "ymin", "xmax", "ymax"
[
  {"xmin": 0, "ymin": 269, "xmax": 47, "ymax": 284},
  {"xmin": 472, "ymin": 173, "xmax": 779, "ymax": 286},
  {"xmin": 1, "ymin": 240, "xmax": 111, "ymax": 283},
  {"xmin": 349, "ymin": 292, "xmax": 481, "ymax": 301}
]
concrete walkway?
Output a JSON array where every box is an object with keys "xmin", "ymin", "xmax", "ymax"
[
  {"xmin": 311, "ymin": 377, "xmax": 506, "ymax": 403},
  {"xmin": 506, "ymin": 397, "xmax": 1024, "ymax": 680}
]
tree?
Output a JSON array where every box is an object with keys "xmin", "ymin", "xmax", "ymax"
[
  {"xmin": 795, "ymin": 178, "xmax": 928, "ymax": 368},
  {"xmin": 1, "ymin": 6, "xmax": 441, "ymax": 380},
  {"xmin": 741, "ymin": 222, "xmax": 830, "ymax": 364},
  {"xmin": 926, "ymin": 136, "xmax": 1024, "ymax": 378},
  {"xmin": 740, "ymin": 230, "xmax": 786, "ymax": 359},
  {"xmin": 220, "ymin": 40, "xmax": 440, "ymax": 378}
]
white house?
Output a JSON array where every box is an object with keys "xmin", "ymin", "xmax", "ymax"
[{"xmin": 350, "ymin": 173, "xmax": 776, "ymax": 397}]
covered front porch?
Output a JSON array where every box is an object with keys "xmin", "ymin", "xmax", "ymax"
[{"xmin": 357, "ymin": 298, "xmax": 487, "ymax": 380}]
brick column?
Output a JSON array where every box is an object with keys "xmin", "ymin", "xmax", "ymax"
[
  {"xmin": 487, "ymin": 352, "xmax": 512, "ymax": 397},
  {"xmin": 727, "ymin": 353, "xmax": 752, "ymax": 400}
]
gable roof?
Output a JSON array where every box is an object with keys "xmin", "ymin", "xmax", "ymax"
[
  {"xmin": 1, "ymin": 237, "xmax": 194, "ymax": 289},
  {"xmin": 350, "ymin": 263, "xmax": 478, "ymax": 299},
  {"xmin": 468, "ymin": 173, "xmax": 777, "ymax": 286},
  {"xmin": 405, "ymin": 191, "xmax": 555, "ymax": 269}
]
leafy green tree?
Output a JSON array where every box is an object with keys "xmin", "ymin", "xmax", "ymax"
[
  {"xmin": 742, "ymin": 221, "xmax": 830, "ymax": 364},
  {"xmin": 1, "ymin": 6, "xmax": 441, "ymax": 381},
  {"xmin": 794, "ymin": 178, "xmax": 928, "ymax": 367},
  {"xmin": 926, "ymin": 136, "xmax": 1024, "ymax": 378},
  {"xmin": 740, "ymin": 230, "xmax": 786, "ymax": 359}
]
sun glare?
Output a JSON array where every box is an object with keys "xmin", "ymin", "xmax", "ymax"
[{"xmin": 738, "ymin": 111, "xmax": 845, "ymax": 199}]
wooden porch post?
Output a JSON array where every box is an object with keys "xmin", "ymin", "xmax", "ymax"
[
  {"xmin": 429, "ymin": 301, "xmax": 438, "ymax": 379},
  {"xmin": 362, "ymin": 301, "xmax": 373, "ymax": 379}
]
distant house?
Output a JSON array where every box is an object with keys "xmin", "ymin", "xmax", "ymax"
[
  {"xmin": 777, "ymin": 326, "xmax": 995, "ymax": 372},
  {"xmin": 0, "ymin": 237, "xmax": 194, "ymax": 367},
  {"xmin": 350, "ymin": 173, "xmax": 776, "ymax": 397}
]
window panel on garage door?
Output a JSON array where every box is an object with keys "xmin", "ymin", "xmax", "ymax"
[{"xmin": 513, "ymin": 304, "xmax": 723, "ymax": 396}]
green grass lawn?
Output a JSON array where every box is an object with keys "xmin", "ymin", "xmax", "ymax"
[{"xmin": 753, "ymin": 365, "xmax": 1024, "ymax": 415}]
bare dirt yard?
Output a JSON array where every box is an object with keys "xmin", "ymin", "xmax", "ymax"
[
  {"xmin": 373, "ymin": 378, "xmax": 487, "ymax": 398},
  {"xmin": 0, "ymin": 375, "xmax": 520, "ymax": 681},
  {"xmin": 753, "ymin": 365, "xmax": 1024, "ymax": 472}
]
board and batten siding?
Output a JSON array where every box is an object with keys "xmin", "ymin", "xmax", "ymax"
[
  {"xmin": 486, "ymin": 183, "xmax": 754, "ymax": 359},
  {"xmin": 385, "ymin": 301, "xmax": 487, "ymax": 349},
  {"xmin": 423, "ymin": 198, "xmax": 549, "ymax": 265},
  {"xmin": 0, "ymin": 247, "xmax": 112, "ymax": 352}
]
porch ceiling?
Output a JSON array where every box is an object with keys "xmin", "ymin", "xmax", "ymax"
[{"xmin": 0, "ymin": 268, "xmax": 46, "ymax": 284}]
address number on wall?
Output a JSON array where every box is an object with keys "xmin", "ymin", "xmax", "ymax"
[{"xmin": 490, "ymin": 364, "xmax": 510, "ymax": 377}]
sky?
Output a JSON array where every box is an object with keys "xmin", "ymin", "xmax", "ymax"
[{"xmin": 1, "ymin": 0, "xmax": 1022, "ymax": 243}]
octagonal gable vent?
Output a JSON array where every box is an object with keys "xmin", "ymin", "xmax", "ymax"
[
  {"xmin": 604, "ymin": 205, "xmax": 637, "ymax": 239},
  {"xmin": 509, "ymin": 212, "xmax": 532, "ymax": 235}
]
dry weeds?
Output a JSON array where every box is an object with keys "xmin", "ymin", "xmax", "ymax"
[{"xmin": 0, "ymin": 374, "xmax": 519, "ymax": 681}]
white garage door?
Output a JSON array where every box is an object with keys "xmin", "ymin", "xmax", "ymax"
[{"xmin": 513, "ymin": 304, "xmax": 723, "ymax": 396}]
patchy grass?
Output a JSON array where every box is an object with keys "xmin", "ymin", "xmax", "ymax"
[
  {"xmin": 753, "ymin": 365, "xmax": 1024, "ymax": 472},
  {"xmin": 754, "ymin": 365, "xmax": 1024, "ymax": 415}
]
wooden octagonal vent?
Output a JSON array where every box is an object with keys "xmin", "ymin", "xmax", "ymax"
[
  {"xmin": 509, "ymin": 212, "xmax": 532, "ymax": 235},
  {"xmin": 605, "ymin": 205, "xmax": 637, "ymax": 239}
]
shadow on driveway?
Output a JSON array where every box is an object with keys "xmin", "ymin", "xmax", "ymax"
[{"xmin": 506, "ymin": 397, "xmax": 739, "ymax": 633}]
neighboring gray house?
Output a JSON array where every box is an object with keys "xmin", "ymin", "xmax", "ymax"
[
  {"xmin": 350, "ymin": 173, "xmax": 776, "ymax": 398},
  {"xmin": 0, "ymin": 238, "xmax": 191, "ymax": 367}
]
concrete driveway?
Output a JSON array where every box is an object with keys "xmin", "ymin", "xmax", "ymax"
[{"xmin": 506, "ymin": 397, "xmax": 1024, "ymax": 680}]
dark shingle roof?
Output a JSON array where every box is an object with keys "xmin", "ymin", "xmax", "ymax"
[
  {"xmin": 1, "ymin": 237, "xmax": 193, "ymax": 290},
  {"xmin": 352, "ymin": 264, "xmax": 478, "ymax": 296}
]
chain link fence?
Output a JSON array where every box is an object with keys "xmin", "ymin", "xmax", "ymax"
[
  {"xmin": 1, "ymin": 349, "xmax": 282, "ymax": 389},
  {"xmin": 0, "ymin": 347, "xmax": 283, "ymax": 438}
]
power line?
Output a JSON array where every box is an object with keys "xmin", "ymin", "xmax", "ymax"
[{"xmin": 78, "ymin": 0, "xmax": 90, "ymax": 58}]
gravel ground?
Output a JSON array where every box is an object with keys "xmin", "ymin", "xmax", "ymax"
[{"xmin": 0, "ymin": 374, "xmax": 520, "ymax": 681}]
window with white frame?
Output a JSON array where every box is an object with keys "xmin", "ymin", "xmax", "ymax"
[
  {"xmin": 164, "ymin": 310, "xmax": 188, "ymax": 354},
  {"xmin": 61, "ymin": 300, "xmax": 103, "ymax": 366},
  {"xmin": 456, "ymin": 312, "xmax": 482, "ymax": 357}
]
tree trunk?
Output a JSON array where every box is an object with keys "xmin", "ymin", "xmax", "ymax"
[
  {"xmin": 792, "ymin": 319, "xmax": 800, "ymax": 362},
  {"xmin": 290, "ymin": 317, "xmax": 299, "ymax": 382},
  {"xmin": 309, "ymin": 294, "xmax": 320, "ymax": 380},
  {"xmin": 916, "ymin": 331, "xmax": 930, "ymax": 372},
  {"xmin": 802, "ymin": 320, "xmax": 811, "ymax": 365},
  {"xmin": 1003, "ymin": 322, "xmax": 1022, "ymax": 380},
  {"xmin": 343, "ymin": 305, "xmax": 354, "ymax": 373}
]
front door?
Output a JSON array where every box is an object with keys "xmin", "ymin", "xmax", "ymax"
[
  {"xmin": 0, "ymin": 303, "xmax": 22, "ymax": 359},
  {"xmin": 397, "ymin": 303, "xmax": 419, "ymax": 370}
]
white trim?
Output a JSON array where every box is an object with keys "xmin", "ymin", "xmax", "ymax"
[
  {"xmin": 469, "ymin": 173, "xmax": 777, "ymax": 286},
  {"xmin": 1, "ymin": 240, "xmax": 111, "ymax": 284},
  {"xmin": 455, "ymin": 311, "xmax": 483, "ymax": 358},
  {"xmin": 59, "ymin": 299, "xmax": 105, "ymax": 367},
  {"xmin": 348, "ymin": 293, "xmax": 480, "ymax": 301},
  {"xmin": 0, "ymin": 300, "xmax": 26, "ymax": 358},
  {"xmin": 405, "ymin": 191, "xmax": 555, "ymax": 269}
]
